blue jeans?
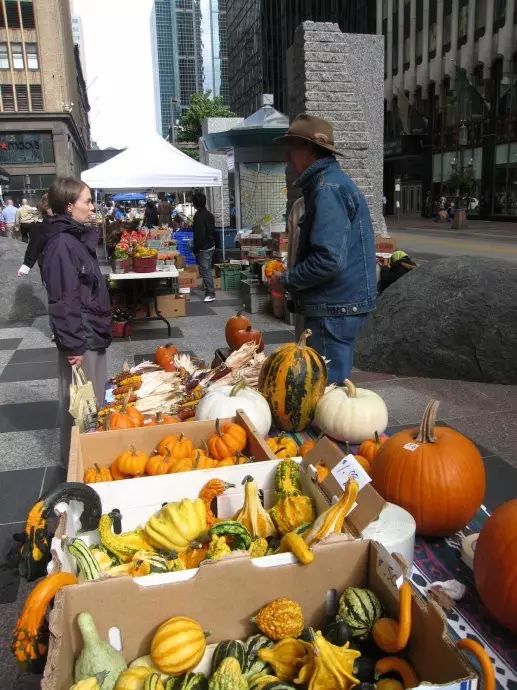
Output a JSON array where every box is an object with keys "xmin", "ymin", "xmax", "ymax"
[
  {"xmin": 197, "ymin": 248, "xmax": 215, "ymax": 297},
  {"xmin": 305, "ymin": 314, "xmax": 367, "ymax": 384}
]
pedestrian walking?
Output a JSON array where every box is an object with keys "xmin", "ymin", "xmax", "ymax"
[
  {"xmin": 192, "ymin": 191, "xmax": 216, "ymax": 303},
  {"xmin": 40, "ymin": 178, "xmax": 112, "ymax": 466},
  {"xmin": 269, "ymin": 114, "xmax": 376, "ymax": 383},
  {"xmin": 143, "ymin": 200, "xmax": 158, "ymax": 228},
  {"xmin": 157, "ymin": 194, "xmax": 173, "ymax": 227},
  {"xmin": 1, "ymin": 198, "xmax": 19, "ymax": 239},
  {"xmin": 17, "ymin": 194, "xmax": 51, "ymax": 276},
  {"xmin": 16, "ymin": 198, "xmax": 39, "ymax": 242}
]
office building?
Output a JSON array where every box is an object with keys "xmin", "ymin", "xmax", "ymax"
[
  {"xmin": 379, "ymin": 0, "xmax": 517, "ymax": 220},
  {"xmin": 226, "ymin": 0, "xmax": 377, "ymax": 117},
  {"xmin": 0, "ymin": 0, "xmax": 90, "ymax": 203},
  {"xmin": 154, "ymin": 0, "xmax": 229, "ymax": 140},
  {"xmin": 71, "ymin": 13, "xmax": 87, "ymax": 81}
]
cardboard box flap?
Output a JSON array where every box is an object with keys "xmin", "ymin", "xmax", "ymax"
[{"xmin": 302, "ymin": 436, "xmax": 386, "ymax": 533}]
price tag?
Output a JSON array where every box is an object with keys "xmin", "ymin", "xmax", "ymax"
[
  {"xmin": 377, "ymin": 555, "xmax": 404, "ymax": 590},
  {"xmin": 331, "ymin": 454, "xmax": 372, "ymax": 492},
  {"xmin": 403, "ymin": 443, "xmax": 420, "ymax": 452}
]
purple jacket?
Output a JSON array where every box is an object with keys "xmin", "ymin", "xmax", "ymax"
[{"xmin": 41, "ymin": 215, "xmax": 112, "ymax": 355}]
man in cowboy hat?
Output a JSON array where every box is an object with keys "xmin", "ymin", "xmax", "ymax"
[{"xmin": 269, "ymin": 114, "xmax": 377, "ymax": 383}]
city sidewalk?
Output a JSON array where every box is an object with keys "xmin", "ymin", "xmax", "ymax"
[{"xmin": 386, "ymin": 213, "xmax": 517, "ymax": 238}]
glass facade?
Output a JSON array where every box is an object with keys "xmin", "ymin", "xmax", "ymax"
[{"xmin": 154, "ymin": 0, "xmax": 229, "ymax": 139}]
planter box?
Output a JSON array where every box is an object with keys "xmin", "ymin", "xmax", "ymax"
[
  {"xmin": 134, "ymin": 256, "xmax": 158, "ymax": 273},
  {"xmin": 67, "ymin": 411, "xmax": 274, "ymax": 483},
  {"xmin": 42, "ymin": 539, "xmax": 478, "ymax": 690},
  {"xmin": 111, "ymin": 322, "xmax": 133, "ymax": 338}
]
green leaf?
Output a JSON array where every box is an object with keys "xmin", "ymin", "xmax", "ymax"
[{"xmin": 177, "ymin": 91, "xmax": 235, "ymax": 142}]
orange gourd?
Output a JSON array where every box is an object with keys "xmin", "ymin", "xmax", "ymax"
[
  {"xmin": 315, "ymin": 462, "xmax": 330, "ymax": 483},
  {"xmin": 207, "ymin": 420, "xmax": 247, "ymax": 460},
  {"xmin": 146, "ymin": 452, "xmax": 173, "ymax": 476},
  {"xmin": 299, "ymin": 439, "xmax": 316, "ymax": 457},
  {"xmin": 83, "ymin": 464, "xmax": 113, "ymax": 483},
  {"xmin": 157, "ymin": 433, "xmax": 195, "ymax": 459},
  {"xmin": 181, "ymin": 545, "xmax": 209, "ymax": 569},
  {"xmin": 146, "ymin": 411, "xmax": 180, "ymax": 426},
  {"xmin": 154, "ymin": 343, "xmax": 178, "ymax": 371},
  {"xmin": 192, "ymin": 451, "xmax": 217, "ymax": 470},
  {"xmin": 107, "ymin": 407, "xmax": 140, "ymax": 430},
  {"xmin": 227, "ymin": 325, "xmax": 264, "ymax": 352},
  {"xmin": 473, "ymin": 499, "xmax": 517, "ymax": 634},
  {"xmin": 358, "ymin": 431, "xmax": 386, "ymax": 465},
  {"xmin": 12, "ymin": 572, "xmax": 77, "ymax": 672},
  {"xmin": 199, "ymin": 479, "xmax": 235, "ymax": 527},
  {"xmin": 375, "ymin": 657, "xmax": 419, "ymax": 688},
  {"xmin": 225, "ymin": 311, "xmax": 251, "ymax": 348},
  {"xmin": 110, "ymin": 459, "xmax": 130, "ymax": 480},
  {"xmin": 372, "ymin": 400, "xmax": 486, "ymax": 536},
  {"xmin": 168, "ymin": 456, "xmax": 194, "ymax": 473},
  {"xmin": 115, "ymin": 446, "xmax": 149, "ymax": 477},
  {"xmin": 217, "ymin": 452, "xmax": 249, "ymax": 467},
  {"xmin": 457, "ymin": 639, "xmax": 495, "ymax": 690},
  {"xmin": 125, "ymin": 404, "xmax": 145, "ymax": 428},
  {"xmin": 372, "ymin": 581, "xmax": 412, "ymax": 653}
]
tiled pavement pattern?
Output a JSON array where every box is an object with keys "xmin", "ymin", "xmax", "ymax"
[{"xmin": 0, "ymin": 236, "xmax": 516, "ymax": 686}]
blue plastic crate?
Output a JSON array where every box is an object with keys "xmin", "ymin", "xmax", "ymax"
[{"xmin": 215, "ymin": 228, "xmax": 237, "ymax": 250}]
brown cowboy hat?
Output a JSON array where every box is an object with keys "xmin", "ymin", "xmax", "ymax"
[{"xmin": 276, "ymin": 114, "xmax": 342, "ymax": 156}]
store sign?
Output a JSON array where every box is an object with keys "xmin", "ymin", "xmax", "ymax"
[{"xmin": 0, "ymin": 132, "xmax": 54, "ymax": 165}]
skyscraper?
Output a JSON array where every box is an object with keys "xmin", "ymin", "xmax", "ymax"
[
  {"xmin": 226, "ymin": 0, "xmax": 376, "ymax": 117},
  {"xmin": 153, "ymin": 0, "xmax": 229, "ymax": 140}
]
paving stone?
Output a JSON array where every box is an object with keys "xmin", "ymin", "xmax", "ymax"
[{"xmin": 0, "ymin": 429, "xmax": 59, "ymax": 471}]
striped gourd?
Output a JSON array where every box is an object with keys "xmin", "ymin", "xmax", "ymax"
[
  {"xmin": 67, "ymin": 538, "xmax": 101, "ymax": 582},
  {"xmin": 244, "ymin": 634, "xmax": 274, "ymax": 677},
  {"xmin": 258, "ymin": 330, "xmax": 327, "ymax": 432},
  {"xmin": 338, "ymin": 586, "xmax": 383, "ymax": 639},
  {"xmin": 144, "ymin": 674, "xmax": 165, "ymax": 690},
  {"xmin": 211, "ymin": 640, "xmax": 246, "ymax": 674},
  {"xmin": 165, "ymin": 673, "xmax": 208, "ymax": 689},
  {"xmin": 151, "ymin": 616, "xmax": 206, "ymax": 675}
]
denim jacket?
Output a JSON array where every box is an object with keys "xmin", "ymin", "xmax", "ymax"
[{"xmin": 283, "ymin": 157, "xmax": 377, "ymax": 317}]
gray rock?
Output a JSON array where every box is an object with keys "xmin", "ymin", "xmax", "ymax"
[{"xmin": 355, "ymin": 256, "xmax": 517, "ymax": 384}]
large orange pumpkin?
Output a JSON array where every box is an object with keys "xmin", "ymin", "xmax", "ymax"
[
  {"xmin": 371, "ymin": 400, "xmax": 485, "ymax": 536},
  {"xmin": 473, "ymin": 499, "xmax": 517, "ymax": 633}
]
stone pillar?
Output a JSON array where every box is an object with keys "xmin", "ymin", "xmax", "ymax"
[{"xmin": 287, "ymin": 21, "xmax": 384, "ymax": 231}]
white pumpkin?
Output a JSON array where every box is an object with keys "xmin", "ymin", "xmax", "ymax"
[
  {"xmin": 195, "ymin": 380, "xmax": 272, "ymax": 437},
  {"xmin": 314, "ymin": 379, "xmax": 388, "ymax": 443}
]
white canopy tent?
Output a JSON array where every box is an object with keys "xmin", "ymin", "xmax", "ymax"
[{"xmin": 81, "ymin": 133, "xmax": 227, "ymax": 257}]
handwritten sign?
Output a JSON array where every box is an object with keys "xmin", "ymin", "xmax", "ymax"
[{"xmin": 331, "ymin": 454, "xmax": 372, "ymax": 492}]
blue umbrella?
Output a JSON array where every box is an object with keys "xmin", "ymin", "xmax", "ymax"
[{"xmin": 112, "ymin": 192, "xmax": 147, "ymax": 202}]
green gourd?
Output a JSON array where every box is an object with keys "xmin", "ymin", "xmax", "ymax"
[
  {"xmin": 165, "ymin": 673, "xmax": 208, "ymax": 689},
  {"xmin": 210, "ymin": 640, "xmax": 246, "ymax": 674},
  {"xmin": 208, "ymin": 657, "xmax": 247, "ymax": 690},
  {"xmin": 74, "ymin": 612, "xmax": 127, "ymax": 690}
]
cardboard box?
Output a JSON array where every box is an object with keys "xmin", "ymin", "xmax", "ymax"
[
  {"xmin": 185, "ymin": 265, "xmax": 199, "ymax": 277},
  {"xmin": 149, "ymin": 295, "xmax": 186, "ymax": 319},
  {"xmin": 375, "ymin": 237, "xmax": 396, "ymax": 253},
  {"xmin": 67, "ymin": 411, "xmax": 275, "ymax": 483},
  {"xmin": 42, "ymin": 540, "xmax": 478, "ymax": 690},
  {"xmin": 178, "ymin": 272, "xmax": 198, "ymax": 289}
]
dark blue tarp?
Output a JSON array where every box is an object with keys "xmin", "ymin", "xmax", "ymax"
[{"xmin": 112, "ymin": 192, "xmax": 146, "ymax": 202}]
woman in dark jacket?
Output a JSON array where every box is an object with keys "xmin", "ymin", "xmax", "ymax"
[
  {"xmin": 143, "ymin": 200, "xmax": 159, "ymax": 228},
  {"xmin": 41, "ymin": 177, "xmax": 112, "ymax": 465}
]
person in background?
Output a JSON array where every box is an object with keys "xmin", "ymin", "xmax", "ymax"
[
  {"xmin": 378, "ymin": 250, "xmax": 417, "ymax": 293},
  {"xmin": 269, "ymin": 114, "xmax": 376, "ymax": 383},
  {"xmin": 286, "ymin": 196, "xmax": 305, "ymax": 339},
  {"xmin": 192, "ymin": 191, "xmax": 216, "ymax": 303},
  {"xmin": 17, "ymin": 193, "xmax": 51, "ymax": 276},
  {"xmin": 1, "ymin": 198, "xmax": 18, "ymax": 239},
  {"xmin": 16, "ymin": 198, "xmax": 39, "ymax": 242},
  {"xmin": 143, "ymin": 200, "xmax": 159, "ymax": 228},
  {"xmin": 157, "ymin": 193, "xmax": 172, "ymax": 227},
  {"xmin": 40, "ymin": 178, "xmax": 112, "ymax": 466},
  {"xmin": 113, "ymin": 204, "xmax": 125, "ymax": 222}
]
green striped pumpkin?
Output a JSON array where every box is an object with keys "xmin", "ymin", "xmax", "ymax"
[
  {"xmin": 258, "ymin": 330, "xmax": 327, "ymax": 432},
  {"xmin": 165, "ymin": 673, "xmax": 208, "ymax": 689},
  {"xmin": 244, "ymin": 634, "xmax": 274, "ymax": 677},
  {"xmin": 211, "ymin": 640, "xmax": 246, "ymax": 674},
  {"xmin": 338, "ymin": 586, "xmax": 383, "ymax": 640},
  {"xmin": 67, "ymin": 538, "xmax": 101, "ymax": 581}
]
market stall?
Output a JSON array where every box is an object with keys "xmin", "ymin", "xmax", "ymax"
[{"xmin": 9, "ymin": 322, "xmax": 517, "ymax": 689}]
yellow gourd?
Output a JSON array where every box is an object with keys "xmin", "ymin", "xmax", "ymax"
[
  {"xmin": 249, "ymin": 537, "xmax": 269, "ymax": 558},
  {"xmin": 301, "ymin": 629, "xmax": 360, "ymax": 690},
  {"xmin": 234, "ymin": 477, "xmax": 277, "ymax": 539},
  {"xmin": 207, "ymin": 534, "xmax": 231, "ymax": 560},
  {"xmin": 267, "ymin": 435, "xmax": 299, "ymax": 458},
  {"xmin": 258, "ymin": 638, "xmax": 313, "ymax": 681},
  {"xmin": 114, "ymin": 666, "xmax": 152, "ymax": 690},
  {"xmin": 145, "ymin": 499, "xmax": 207, "ymax": 553},
  {"xmin": 70, "ymin": 678, "xmax": 103, "ymax": 690},
  {"xmin": 279, "ymin": 531, "xmax": 314, "ymax": 565},
  {"xmin": 270, "ymin": 495, "xmax": 315, "ymax": 535},
  {"xmin": 254, "ymin": 598, "xmax": 304, "ymax": 640},
  {"xmin": 303, "ymin": 478, "xmax": 359, "ymax": 546},
  {"xmin": 151, "ymin": 616, "xmax": 206, "ymax": 675}
]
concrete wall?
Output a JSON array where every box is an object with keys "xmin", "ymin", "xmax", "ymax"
[{"xmin": 287, "ymin": 21, "xmax": 384, "ymax": 231}]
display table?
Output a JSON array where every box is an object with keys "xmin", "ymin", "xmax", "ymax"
[{"xmin": 109, "ymin": 267, "xmax": 179, "ymax": 337}]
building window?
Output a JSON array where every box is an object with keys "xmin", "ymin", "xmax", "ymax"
[
  {"xmin": 20, "ymin": 0, "xmax": 35, "ymax": 28},
  {"xmin": 0, "ymin": 43, "xmax": 9, "ymax": 69},
  {"xmin": 11, "ymin": 43, "xmax": 24, "ymax": 70},
  {"xmin": 458, "ymin": 0, "xmax": 468, "ymax": 46},
  {"xmin": 443, "ymin": 0, "xmax": 452, "ymax": 53},
  {"xmin": 403, "ymin": 0, "xmax": 410, "ymax": 69},
  {"xmin": 416, "ymin": 0, "xmax": 423, "ymax": 65},
  {"xmin": 428, "ymin": 0, "xmax": 437, "ymax": 58},
  {"xmin": 26, "ymin": 43, "xmax": 39, "ymax": 70},
  {"xmin": 1, "ymin": 84, "xmax": 15, "ymax": 111},
  {"xmin": 15, "ymin": 84, "xmax": 29, "ymax": 111},
  {"xmin": 493, "ymin": 0, "xmax": 506, "ymax": 31},
  {"xmin": 392, "ymin": 3, "xmax": 399, "ymax": 75},
  {"xmin": 475, "ymin": 0, "xmax": 486, "ymax": 37},
  {"xmin": 30, "ymin": 84, "xmax": 43, "ymax": 110}
]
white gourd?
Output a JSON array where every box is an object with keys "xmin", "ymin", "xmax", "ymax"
[
  {"xmin": 314, "ymin": 379, "xmax": 388, "ymax": 443},
  {"xmin": 195, "ymin": 381, "xmax": 272, "ymax": 437}
]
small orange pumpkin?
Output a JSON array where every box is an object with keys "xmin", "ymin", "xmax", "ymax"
[
  {"xmin": 345, "ymin": 442, "xmax": 372, "ymax": 474},
  {"xmin": 168, "ymin": 456, "xmax": 194, "ymax": 473},
  {"xmin": 110, "ymin": 459, "xmax": 130, "ymax": 480},
  {"xmin": 207, "ymin": 420, "xmax": 247, "ymax": 460},
  {"xmin": 146, "ymin": 452, "xmax": 173, "ymax": 476},
  {"xmin": 264, "ymin": 259, "xmax": 285, "ymax": 278},
  {"xmin": 107, "ymin": 407, "xmax": 140, "ymax": 430},
  {"xmin": 115, "ymin": 446, "xmax": 149, "ymax": 477},
  {"xmin": 83, "ymin": 464, "xmax": 113, "ymax": 483},
  {"xmin": 299, "ymin": 439, "xmax": 316, "ymax": 457},
  {"xmin": 125, "ymin": 404, "xmax": 145, "ymax": 428},
  {"xmin": 315, "ymin": 462, "xmax": 330, "ymax": 483},
  {"xmin": 157, "ymin": 433, "xmax": 195, "ymax": 459},
  {"xmin": 146, "ymin": 411, "xmax": 180, "ymax": 426},
  {"xmin": 154, "ymin": 343, "xmax": 178, "ymax": 371},
  {"xmin": 191, "ymin": 451, "xmax": 217, "ymax": 470},
  {"xmin": 358, "ymin": 431, "xmax": 387, "ymax": 465}
]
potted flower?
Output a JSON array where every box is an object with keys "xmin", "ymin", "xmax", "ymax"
[{"xmin": 112, "ymin": 243, "xmax": 130, "ymax": 273}]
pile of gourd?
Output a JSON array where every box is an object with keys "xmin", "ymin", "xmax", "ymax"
[
  {"xmin": 83, "ymin": 421, "xmax": 253, "ymax": 483},
  {"xmin": 69, "ymin": 461, "xmax": 359, "ymax": 581},
  {"xmin": 67, "ymin": 581, "xmax": 418, "ymax": 690}
]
